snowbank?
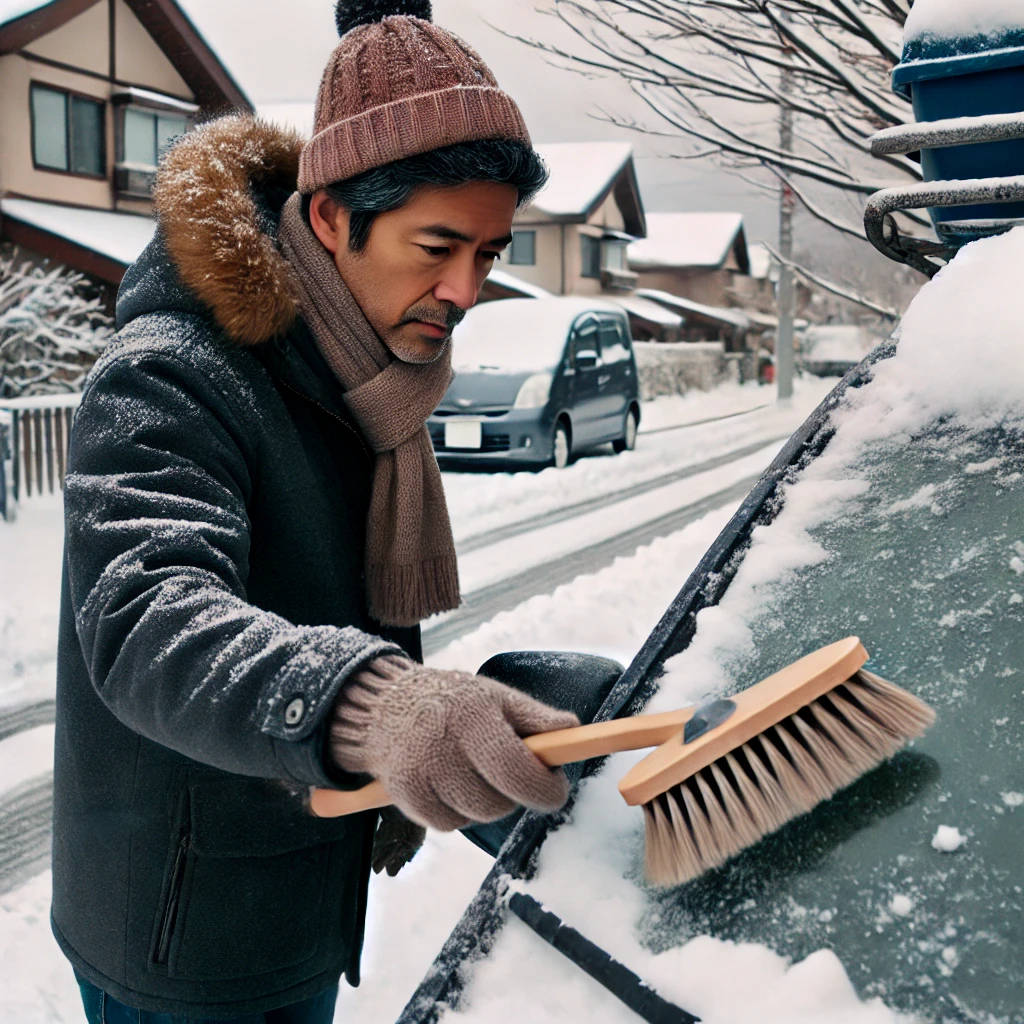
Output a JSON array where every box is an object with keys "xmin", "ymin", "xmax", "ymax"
[{"xmin": 904, "ymin": 0, "xmax": 1023, "ymax": 44}]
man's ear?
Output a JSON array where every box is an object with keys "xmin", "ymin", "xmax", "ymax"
[{"xmin": 309, "ymin": 191, "xmax": 351, "ymax": 255}]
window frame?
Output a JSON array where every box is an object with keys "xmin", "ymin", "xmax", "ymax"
[
  {"xmin": 117, "ymin": 105, "xmax": 190, "ymax": 171},
  {"xmin": 508, "ymin": 230, "xmax": 537, "ymax": 266},
  {"xmin": 579, "ymin": 233, "xmax": 602, "ymax": 279},
  {"xmin": 29, "ymin": 81, "xmax": 107, "ymax": 181},
  {"xmin": 569, "ymin": 315, "xmax": 602, "ymax": 369}
]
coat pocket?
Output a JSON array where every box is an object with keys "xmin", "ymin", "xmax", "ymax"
[{"xmin": 158, "ymin": 768, "xmax": 356, "ymax": 982}]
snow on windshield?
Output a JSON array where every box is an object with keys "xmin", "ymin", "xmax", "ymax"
[
  {"xmin": 446, "ymin": 230, "xmax": 1024, "ymax": 1023},
  {"xmin": 903, "ymin": 0, "xmax": 1022, "ymax": 44},
  {"xmin": 451, "ymin": 301, "xmax": 574, "ymax": 374}
]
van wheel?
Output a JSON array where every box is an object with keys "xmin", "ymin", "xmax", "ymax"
[
  {"xmin": 552, "ymin": 422, "xmax": 571, "ymax": 469},
  {"xmin": 613, "ymin": 408, "xmax": 638, "ymax": 454}
]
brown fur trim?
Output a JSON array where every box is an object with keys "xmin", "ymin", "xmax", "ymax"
[{"xmin": 153, "ymin": 116, "xmax": 305, "ymax": 346}]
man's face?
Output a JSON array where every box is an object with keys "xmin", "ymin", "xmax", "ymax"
[{"xmin": 309, "ymin": 181, "xmax": 518, "ymax": 364}]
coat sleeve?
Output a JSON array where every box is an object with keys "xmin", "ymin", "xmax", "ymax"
[{"xmin": 63, "ymin": 342, "xmax": 402, "ymax": 788}]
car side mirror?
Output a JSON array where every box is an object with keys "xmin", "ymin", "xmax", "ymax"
[
  {"xmin": 477, "ymin": 650, "xmax": 624, "ymax": 724},
  {"xmin": 574, "ymin": 350, "xmax": 598, "ymax": 371},
  {"xmin": 461, "ymin": 651, "xmax": 625, "ymax": 858}
]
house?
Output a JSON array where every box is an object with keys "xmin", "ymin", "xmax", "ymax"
[
  {"xmin": 0, "ymin": 0, "xmax": 250, "ymax": 288},
  {"xmin": 500, "ymin": 141, "xmax": 646, "ymax": 298},
  {"xmin": 628, "ymin": 212, "xmax": 750, "ymax": 309}
]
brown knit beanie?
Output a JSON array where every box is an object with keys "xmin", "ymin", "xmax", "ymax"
[{"xmin": 298, "ymin": 0, "xmax": 533, "ymax": 194}]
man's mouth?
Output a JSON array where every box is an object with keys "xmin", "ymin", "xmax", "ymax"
[{"xmin": 413, "ymin": 321, "xmax": 449, "ymax": 338}]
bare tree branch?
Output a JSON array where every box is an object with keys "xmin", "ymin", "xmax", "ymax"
[
  {"xmin": 762, "ymin": 241, "xmax": 903, "ymax": 318},
  {"xmin": 513, "ymin": 0, "xmax": 923, "ymax": 259}
]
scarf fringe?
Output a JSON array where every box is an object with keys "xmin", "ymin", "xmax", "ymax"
[{"xmin": 366, "ymin": 556, "xmax": 461, "ymax": 628}]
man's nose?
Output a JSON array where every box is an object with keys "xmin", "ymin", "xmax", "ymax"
[{"xmin": 433, "ymin": 257, "xmax": 480, "ymax": 311}]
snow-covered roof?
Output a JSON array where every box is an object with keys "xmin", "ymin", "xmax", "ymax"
[
  {"xmin": 529, "ymin": 142, "xmax": 634, "ymax": 218},
  {"xmin": 628, "ymin": 212, "xmax": 745, "ymax": 271},
  {"xmin": 613, "ymin": 294, "xmax": 684, "ymax": 328},
  {"xmin": 1, "ymin": 199, "xmax": 156, "ymax": 266},
  {"xmin": 113, "ymin": 86, "xmax": 199, "ymax": 114},
  {"xmin": 747, "ymin": 242, "xmax": 774, "ymax": 280},
  {"xmin": 904, "ymin": 0, "xmax": 1021, "ymax": 43},
  {"xmin": 452, "ymin": 296, "xmax": 628, "ymax": 373},
  {"xmin": 485, "ymin": 267, "xmax": 552, "ymax": 299},
  {"xmin": 636, "ymin": 288, "xmax": 750, "ymax": 330},
  {"xmin": 0, "ymin": 0, "xmax": 49, "ymax": 27}
]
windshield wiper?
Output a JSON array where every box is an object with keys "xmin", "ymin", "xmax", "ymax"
[{"xmin": 508, "ymin": 893, "xmax": 699, "ymax": 1024}]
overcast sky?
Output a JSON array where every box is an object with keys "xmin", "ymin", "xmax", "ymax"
[{"xmin": 177, "ymin": 0, "xmax": 781, "ymax": 242}]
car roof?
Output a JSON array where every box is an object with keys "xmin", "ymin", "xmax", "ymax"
[{"xmin": 463, "ymin": 296, "xmax": 628, "ymax": 335}]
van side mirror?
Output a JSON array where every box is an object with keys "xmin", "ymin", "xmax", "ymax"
[{"xmin": 575, "ymin": 350, "xmax": 598, "ymax": 370}]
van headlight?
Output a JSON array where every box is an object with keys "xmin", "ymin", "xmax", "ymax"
[{"xmin": 513, "ymin": 373, "xmax": 553, "ymax": 409}]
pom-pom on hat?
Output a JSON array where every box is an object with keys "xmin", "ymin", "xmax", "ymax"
[{"xmin": 298, "ymin": 0, "xmax": 532, "ymax": 194}]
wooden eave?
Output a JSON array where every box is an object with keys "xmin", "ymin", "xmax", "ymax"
[
  {"xmin": 124, "ymin": 0, "xmax": 251, "ymax": 114},
  {"xmin": 0, "ymin": 0, "xmax": 99, "ymax": 53},
  {"xmin": 0, "ymin": 0, "xmax": 251, "ymax": 114}
]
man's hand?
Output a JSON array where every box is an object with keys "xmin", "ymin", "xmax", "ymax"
[
  {"xmin": 372, "ymin": 805, "xmax": 426, "ymax": 876},
  {"xmin": 329, "ymin": 656, "xmax": 580, "ymax": 830}
]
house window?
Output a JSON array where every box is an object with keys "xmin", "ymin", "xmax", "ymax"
[
  {"xmin": 580, "ymin": 233, "xmax": 601, "ymax": 279},
  {"xmin": 509, "ymin": 230, "xmax": 536, "ymax": 266},
  {"xmin": 122, "ymin": 108, "xmax": 189, "ymax": 169},
  {"xmin": 603, "ymin": 240, "xmax": 628, "ymax": 271},
  {"xmin": 30, "ymin": 84, "xmax": 105, "ymax": 177}
]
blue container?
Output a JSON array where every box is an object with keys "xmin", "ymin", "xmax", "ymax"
[{"xmin": 893, "ymin": 23, "xmax": 1024, "ymax": 234}]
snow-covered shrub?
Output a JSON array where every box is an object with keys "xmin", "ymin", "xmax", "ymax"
[{"xmin": 0, "ymin": 247, "xmax": 114, "ymax": 399}]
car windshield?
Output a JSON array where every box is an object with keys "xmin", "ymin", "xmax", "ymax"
[
  {"xmin": 451, "ymin": 300, "xmax": 585, "ymax": 374},
  {"xmin": 443, "ymin": 232, "xmax": 1024, "ymax": 1024}
]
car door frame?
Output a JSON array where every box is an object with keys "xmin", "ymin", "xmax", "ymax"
[
  {"xmin": 393, "ymin": 342, "xmax": 898, "ymax": 1024},
  {"xmin": 564, "ymin": 313, "xmax": 604, "ymax": 447}
]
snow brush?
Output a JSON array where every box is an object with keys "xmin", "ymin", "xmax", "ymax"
[{"xmin": 310, "ymin": 638, "xmax": 934, "ymax": 887}]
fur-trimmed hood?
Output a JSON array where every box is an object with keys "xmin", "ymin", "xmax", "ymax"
[{"xmin": 120, "ymin": 116, "xmax": 307, "ymax": 346}]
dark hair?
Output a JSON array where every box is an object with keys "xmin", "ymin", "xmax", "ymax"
[{"xmin": 318, "ymin": 138, "xmax": 548, "ymax": 251}]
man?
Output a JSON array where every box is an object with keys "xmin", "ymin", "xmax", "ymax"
[{"xmin": 52, "ymin": 2, "xmax": 580, "ymax": 1021}]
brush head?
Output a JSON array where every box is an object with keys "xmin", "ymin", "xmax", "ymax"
[{"xmin": 620, "ymin": 640, "xmax": 936, "ymax": 888}]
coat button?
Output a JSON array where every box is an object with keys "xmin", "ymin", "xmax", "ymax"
[{"xmin": 284, "ymin": 697, "xmax": 305, "ymax": 726}]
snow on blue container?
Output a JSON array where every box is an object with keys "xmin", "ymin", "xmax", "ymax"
[{"xmin": 894, "ymin": 0, "xmax": 1024, "ymax": 234}]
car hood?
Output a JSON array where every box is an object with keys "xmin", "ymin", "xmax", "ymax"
[{"xmin": 435, "ymin": 370, "xmax": 536, "ymax": 412}]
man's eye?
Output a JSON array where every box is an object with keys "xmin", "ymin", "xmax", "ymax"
[
  {"xmin": 482, "ymin": 251, "xmax": 502, "ymax": 262},
  {"xmin": 421, "ymin": 245, "xmax": 449, "ymax": 257}
]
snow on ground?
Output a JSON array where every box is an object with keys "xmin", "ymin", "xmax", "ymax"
[
  {"xmin": 444, "ymin": 375, "xmax": 835, "ymax": 545},
  {"xmin": 0, "ymin": 494, "xmax": 64, "ymax": 710}
]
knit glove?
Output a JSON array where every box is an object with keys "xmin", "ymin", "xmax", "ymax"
[
  {"xmin": 372, "ymin": 805, "xmax": 426, "ymax": 877},
  {"xmin": 329, "ymin": 656, "xmax": 580, "ymax": 831}
]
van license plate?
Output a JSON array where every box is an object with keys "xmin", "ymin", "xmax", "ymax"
[{"xmin": 445, "ymin": 420, "xmax": 482, "ymax": 449}]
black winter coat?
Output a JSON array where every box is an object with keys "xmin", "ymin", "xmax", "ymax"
[{"xmin": 51, "ymin": 118, "xmax": 421, "ymax": 1016}]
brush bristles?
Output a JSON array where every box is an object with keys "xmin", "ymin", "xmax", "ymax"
[{"xmin": 643, "ymin": 671, "xmax": 935, "ymax": 888}]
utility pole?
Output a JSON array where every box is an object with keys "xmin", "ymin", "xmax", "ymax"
[{"xmin": 775, "ymin": 12, "xmax": 796, "ymax": 404}]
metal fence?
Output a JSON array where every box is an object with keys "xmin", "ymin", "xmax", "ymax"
[{"xmin": 0, "ymin": 393, "xmax": 81, "ymax": 520}]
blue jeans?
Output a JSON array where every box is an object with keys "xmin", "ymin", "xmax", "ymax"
[{"xmin": 75, "ymin": 971, "xmax": 338, "ymax": 1024}]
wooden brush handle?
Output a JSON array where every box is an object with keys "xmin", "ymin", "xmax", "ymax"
[{"xmin": 309, "ymin": 707, "xmax": 696, "ymax": 818}]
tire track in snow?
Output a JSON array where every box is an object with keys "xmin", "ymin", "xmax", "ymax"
[
  {"xmin": 0, "ymin": 699, "xmax": 55, "ymax": 743},
  {"xmin": 456, "ymin": 434, "xmax": 791, "ymax": 555},
  {"xmin": 423, "ymin": 473, "xmax": 760, "ymax": 656},
  {"xmin": 0, "ymin": 774, "xmax": 52, "ymax": 896}
]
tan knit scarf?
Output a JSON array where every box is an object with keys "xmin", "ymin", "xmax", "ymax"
[{"xmin": 277, "ymin": 193, "xmax": 460, "ymax": 627}]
